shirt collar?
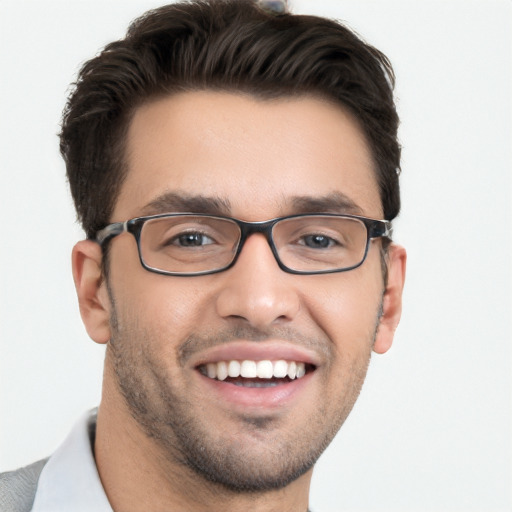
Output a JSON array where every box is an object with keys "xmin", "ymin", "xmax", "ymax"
[{"xmin": 31, "ymin": 408, "xmax": 112, "ymax": 512}]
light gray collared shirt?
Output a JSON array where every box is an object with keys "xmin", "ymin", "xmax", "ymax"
[{"xmin": 31, "ymin": 409, "xmax": 112, "ymax": 512}]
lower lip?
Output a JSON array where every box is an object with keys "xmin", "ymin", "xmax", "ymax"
[{"xmin": 196, "ymin": 371, "xmax": 314, "ymax": 410}]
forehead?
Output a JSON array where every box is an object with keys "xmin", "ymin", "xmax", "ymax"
[{"xmin": 115, "ymin": 91, "xmax": 382, "ymax": 220}]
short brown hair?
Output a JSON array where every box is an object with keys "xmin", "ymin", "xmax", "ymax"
[{"xmin": 60, "ymin": 0, "xmax": 401, "ymax": 239}]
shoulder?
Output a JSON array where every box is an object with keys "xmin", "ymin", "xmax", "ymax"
[{"xmin": 0, "ymin": 459, "xmax": 49, "ymax": 512}]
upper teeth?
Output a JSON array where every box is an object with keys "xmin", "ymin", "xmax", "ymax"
[{"xmin": 204, "ymin": 360, "xmax": 307, "ymax": 381}]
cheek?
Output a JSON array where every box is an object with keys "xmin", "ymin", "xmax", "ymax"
[
  {"xmin": 304, "ymin": 265, "xmax": 384, "ymax": 351},
  {"xmin": 110, "ymin": 237, "xmax": 213, "ymax": 331},
  {"xmin": 116, "ymin": 275, "xmax": 220, "ymax": 353}
]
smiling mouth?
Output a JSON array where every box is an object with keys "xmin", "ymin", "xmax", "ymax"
[{"xmin": 197, "ymin": 359, "xmax": 315, "ymax": 387}]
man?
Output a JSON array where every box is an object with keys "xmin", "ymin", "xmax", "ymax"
[{"xmin": 0, "ymin": 0, "xmax": 406, "ymax": 510}]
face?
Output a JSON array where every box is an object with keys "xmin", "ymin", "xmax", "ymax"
[{"xmin": 77, "ymin": 91, "xmax": 404, "ymax": 492}]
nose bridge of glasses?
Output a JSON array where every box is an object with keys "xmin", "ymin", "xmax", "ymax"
[
  {"xmin": 236, "ymin": 219, "xmax": 280, "ymax": 260},
  {"xmin": 239, "ymin": 218, "xmax": 274, "ymax": 237}
]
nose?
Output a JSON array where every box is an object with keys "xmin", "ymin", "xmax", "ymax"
[{"xmin": 215, "ymin": 234, "xmax": 301, "ymax": 330}]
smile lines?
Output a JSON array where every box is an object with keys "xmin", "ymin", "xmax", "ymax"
[{"xmin": 200, "ymin": 360, "xmax": 308, "ymax": 381}]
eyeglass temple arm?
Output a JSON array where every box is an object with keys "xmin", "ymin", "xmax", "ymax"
[
  {"xmin": 372, "ymin": 220, "xmax": 393, "ymax": 239},
  {"xmin": 95, "ymin": 221, "xmax": 127, "ymax": 245}
]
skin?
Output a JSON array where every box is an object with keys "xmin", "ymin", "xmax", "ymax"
[{"xmin": 72, "ymin": 91, "xmax": 406, "ymax": 512}]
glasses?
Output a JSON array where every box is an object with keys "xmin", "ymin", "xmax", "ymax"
[{"xmin": 95, "ymin": 213, "xmax": 392, "ymax": 276}]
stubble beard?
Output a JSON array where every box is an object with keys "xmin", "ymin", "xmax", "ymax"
[{"xmin": 106, "ymin": 294, "xmax": 378, "ymax": 493}]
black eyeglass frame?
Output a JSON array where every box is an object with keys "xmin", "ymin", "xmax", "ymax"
[{"xmin": 95, "ymin": 212, "xmax": 392, "ymax": 276}]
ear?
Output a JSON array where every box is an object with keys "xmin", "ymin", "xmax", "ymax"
[
  {"xmin": 373, "ymin": 243, "xmax": 407, "ymax": 354},
  {"xmin": 72, "ymin": 240, "xmax": 111, "ymax": 344}
]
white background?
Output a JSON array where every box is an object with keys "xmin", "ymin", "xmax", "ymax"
[{"xmin": 0, "ymin": 1, "xmax": 510, "ymax": 511}]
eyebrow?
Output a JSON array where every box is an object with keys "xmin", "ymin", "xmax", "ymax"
[
  {"xmin": 140, "ymin": 192, "xmax": 232, "ymax": 216},
  {"xmin": 290, "ymin": 192, "xmax": 364, "ymax": 216},
  {"xmin": 140, "ymin": 191, "xmax": 364, "ymax": 218}
]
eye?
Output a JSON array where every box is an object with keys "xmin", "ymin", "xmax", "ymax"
[
  {"xmin": 300, "ymin": 234, "xmax": 338, "ymax": 249},
  {"xmin": 173, "ymin": 232, "xmax": 215, "ymax": 247}
]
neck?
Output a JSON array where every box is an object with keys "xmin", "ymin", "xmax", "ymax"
[{"xmin": 94, "ymin": 369, "xmax": 312, "ymax": 512}]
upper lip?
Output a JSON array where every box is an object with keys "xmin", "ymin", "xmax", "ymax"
[{"xmin": 189, "ymin": 341, "xmax": 322, "ymax": 369}]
